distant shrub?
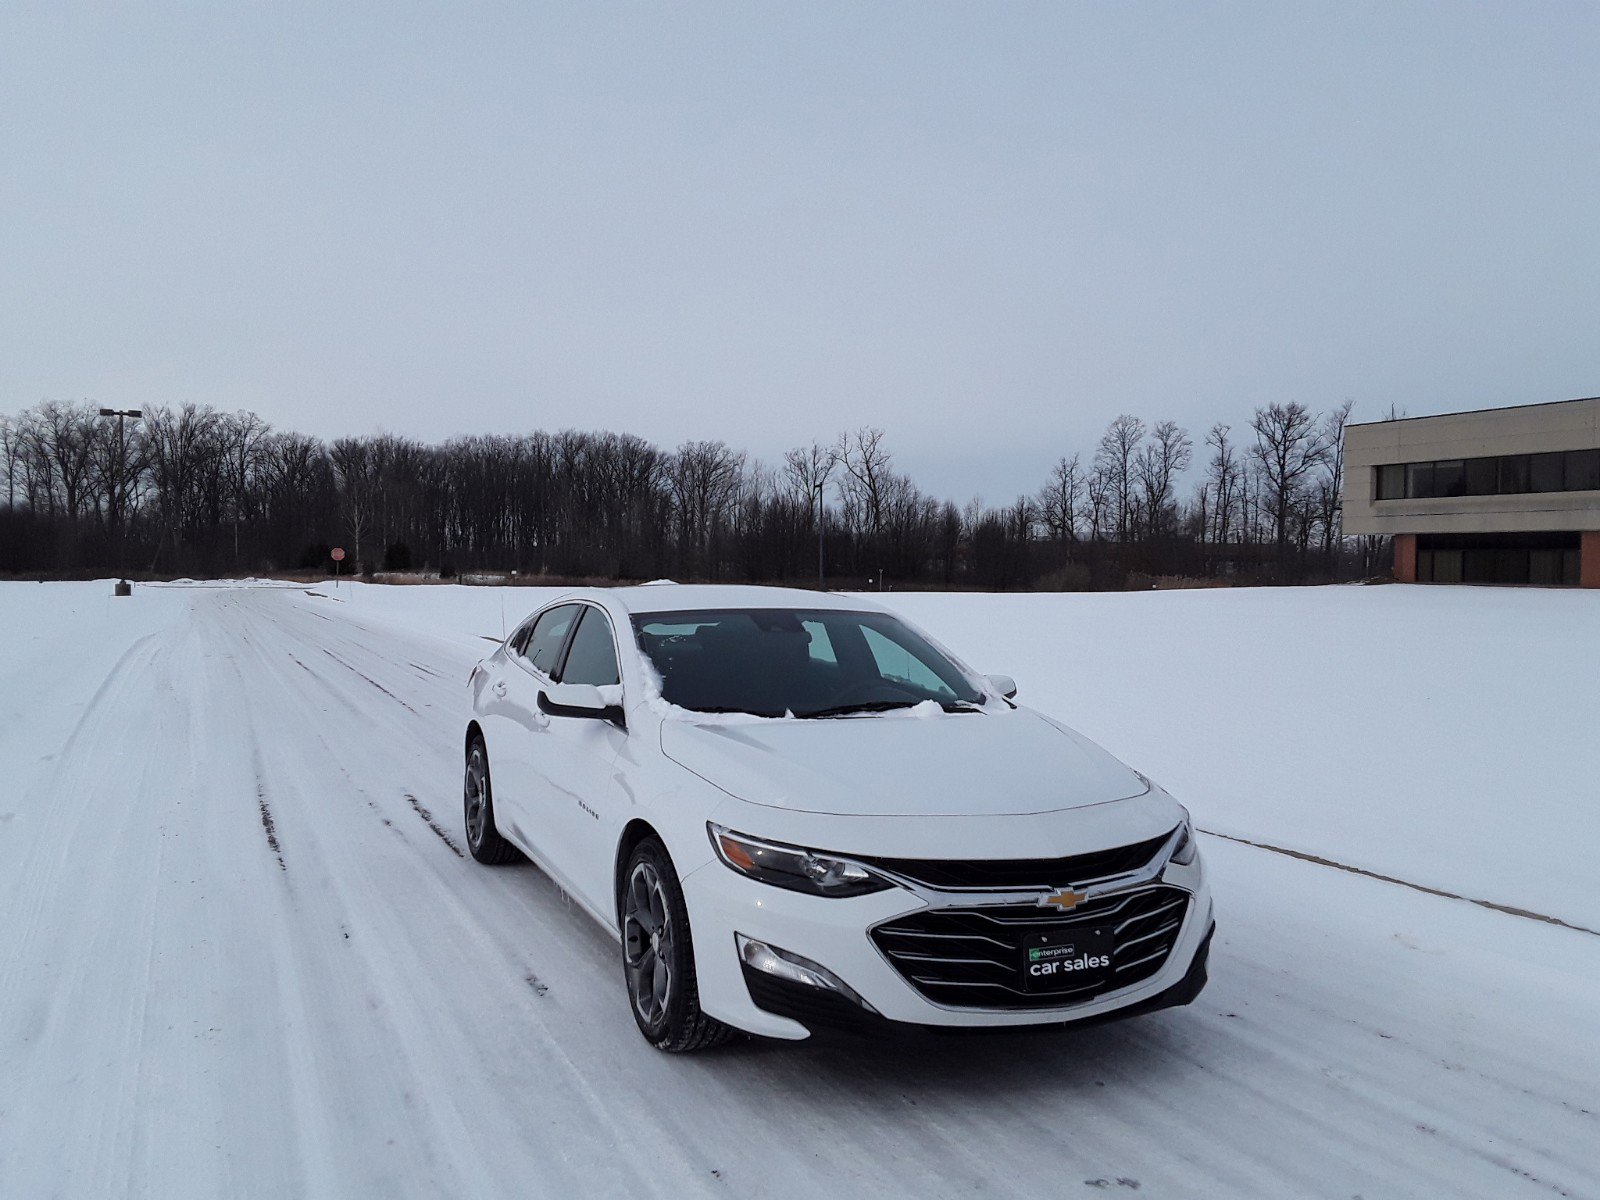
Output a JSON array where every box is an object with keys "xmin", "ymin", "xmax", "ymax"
[{"xmin": 1033, "ymin": 563, "xmax": 1092, "ymax": 592}]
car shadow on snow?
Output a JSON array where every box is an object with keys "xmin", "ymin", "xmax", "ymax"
[{"xmin": 706, "ymin": 1009, "xmax": 1208, "ymax": 1101}]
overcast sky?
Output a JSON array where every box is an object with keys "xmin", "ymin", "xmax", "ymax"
[{"xmin": 3, "ymin": 2, "xmax": 1597, "ymax": 502}]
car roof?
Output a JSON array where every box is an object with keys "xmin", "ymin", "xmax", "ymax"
[{"xmin": 561, "ymin": 583, "xmax": 888, "ymax": 617}]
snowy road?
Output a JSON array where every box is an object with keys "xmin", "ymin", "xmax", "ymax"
[{"xmin": 2, "ymin": 584, "xmax": 1597, "ymax": 1199}]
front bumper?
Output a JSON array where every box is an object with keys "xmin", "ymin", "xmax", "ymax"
[
  {"xmin": 741, "ymin": 920, "xmax": 1215, "ymax": 1040},
  {"xmin": 680, "ymin": 849, "xmax": 1214, "ymax": 1040}
]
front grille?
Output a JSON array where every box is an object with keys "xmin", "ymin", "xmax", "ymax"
[
  {"xmin": 856, "ymin": 829, "xmax": 1175, "ymax": 890},
  {"xmin": 871, "ymin": 885, "xmax": 1190, "ymax": 1010}
]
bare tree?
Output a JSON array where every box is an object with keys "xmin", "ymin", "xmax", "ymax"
[
  {"xmin": 1135, "ymin": 420, "xmax": 1192, "ymax": 537},
  {"xmin": 144, "ymin": 403, "xmax": 223, "ymax": 570},
  {"xmin": 88, "ymin": 407, "xmax": 149, "ymax": 543},
  {"xmin": 667, "ymin": 440, "xmax": 746, "ymax": 578},
  {"xmin": 1315, "ymin": 400, "xmax": 1355, "ymax": 556},
  {"xmin": 1084, "ymin": 464, "xmax": 1112, "ymax": 541},
  {"xmin": 0, "ymin": 415, "xmax": 19, "ymax": 509},
  {"xmin": 835, "ymin": 427, "xmax": 891, "ymax": 540},
  {"xmin": 329, "ymin": 437, "xmax": 375, "ymax": 568},
  {"xmin": 1094, "ymin": 415, "xmax": 1145, "ymax": 543},
  {"xmin": 1203, "ymin": 423, "xmax": 1243, "ymax": 546},
  {"xmin": 219, "ymin": 410, "xmax": 270, "ymax": 568},
  {"xmin": 1035, "ymin": 454, "xmax": 1084, "ymax": 545},
  {"xmin": 782, "ymin": 442, "xmax": 837, "ymax": 506},
  {"xmin": 37, "ymin": 402, "xmax": 97, "ymax": 524},
  {"xmin": 1249, "ymin": 402, "xmax": 1329, "ymax": 558}
]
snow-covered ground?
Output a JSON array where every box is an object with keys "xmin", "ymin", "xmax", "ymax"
[{"xmin": 1, "ymin": 579, "xmax": 1596, "ymax": 1199}]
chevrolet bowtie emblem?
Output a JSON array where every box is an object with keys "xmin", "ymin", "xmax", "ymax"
[{"xmin": 1038, "ymin": 887, "xmax": 1086, "ymax": 912}]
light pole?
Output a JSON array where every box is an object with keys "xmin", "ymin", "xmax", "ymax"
[
  {"xmin": 97, "ymin": 407, "xmax": 143, "ymax": 596},
  {"xmin": 814, "ymin": 481, "xmax": 826, "ymax": 592}
]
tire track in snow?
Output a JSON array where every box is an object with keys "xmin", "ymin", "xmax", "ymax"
[
  {"xmin": 320, "ymin": 647, "xmax": 421, "ymax": 714},
  {"xmin": 49, "ymin": 630, "xmax": 162, "ymax": 767},
  {"xmin": 403, "ymin": 792, "xmax": 463, "ymax": 857},
  {"xmin": 208, "ymin": 590, "xmax": 671, "ymax": 1195},
  {"xmin": 257, "ymin": 783, "xmax": 287, "ymax": 870},
  {"xmin": 231, "ymin": 596, "xmax": 477, "ymax": 878}
]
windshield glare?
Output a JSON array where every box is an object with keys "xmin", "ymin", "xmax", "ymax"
[{"xmin": 631, "ymin": 608, "xmax": 985, "ymax": 718}]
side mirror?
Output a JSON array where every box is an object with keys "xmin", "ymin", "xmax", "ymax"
[
  {"xmin": 540, "ymin": 683, "xmax": 627, "ymax": 728},
  {"xmin": 985, "ymin": 674, "xmax": 1018, "ymax": 700}
]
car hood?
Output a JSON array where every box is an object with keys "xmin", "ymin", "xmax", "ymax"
[{"xmin": 658, "ymin": 707, "xmax": 1148, "ymax": 817}]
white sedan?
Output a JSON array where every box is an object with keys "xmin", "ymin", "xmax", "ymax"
[{"xmin": 463, "ymin": 584, "xmax": 1214, "ymax": 1051}]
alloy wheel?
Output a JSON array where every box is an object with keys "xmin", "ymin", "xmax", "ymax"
[
  {"xmin": 464, "ymin": 749, "xmax": 489, "ymax": 849},
  {"xmin": 623, "ymin": 861, "xmax": 675, "ymax": 1026}
]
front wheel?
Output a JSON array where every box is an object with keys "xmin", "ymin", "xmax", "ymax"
[
  {"xmin": 463, "ymin": 736, "xmax": 520, "ymax": 865},
  {"xmin": 621, "ymin": 838, "xmax": 735, "ymax": 1052}
]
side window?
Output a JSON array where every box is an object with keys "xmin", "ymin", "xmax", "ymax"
[
  {"xmin": 508, "ymin": 620, "xmax": 537, "ymax": 655},
  {"xmin": 523, "ymin": 604, "xmax": 581, "ymax": 676},
  {"xmin": 559, "ymin": 608, "xmax": 621, "ymax": 687}
]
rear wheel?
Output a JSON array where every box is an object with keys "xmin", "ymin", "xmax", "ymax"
[
  {"xmin": 463, "ymin": 736, "xmax": 519, "ymax": 865},
  {"xmin": 621, "ymin": 838, "xmax": 735, "ymax": 1052}
]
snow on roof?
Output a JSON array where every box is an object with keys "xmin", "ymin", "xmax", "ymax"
[{"xmin": 601, "ymin": 583, "xmax": 885, "ymax": 615}]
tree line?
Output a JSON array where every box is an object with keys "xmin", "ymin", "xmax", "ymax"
[{"xmin": 0, "ymin": 399, "xmax": 1382, "ymax": 588}]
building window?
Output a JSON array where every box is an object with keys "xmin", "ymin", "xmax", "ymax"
[
  {"xmin": 1406, "ymin": 462, "xmax": 1436, "ymax": 498},
  {"xmin": 1415, "ymin": 532, "xmax": 1580, "ymax": 586},
  {"xmin": 1567, "ymin": 448, "xmax": 1600, "ymax": 491},
  {"xmin": 1498, "ymin": 455, "xmax": 1531, "ymax": 494},
  {"xmin": 1529, "ymin": 452, "xmax": 1565, "ymax": 492},
  {"xmin": 1464, "ymin": 457, "xmax": 1497, "ymax": 494},
  {"xmin": 1433, "ymin": 460, "xmax": 1467, "ymax": 496},
  {"xmin": 1371, "ymin": 448, "xmax": 1600, "ymax": 499}
]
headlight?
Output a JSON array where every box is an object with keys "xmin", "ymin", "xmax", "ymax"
[
  {"xmin": 1170, "ymin": 818, "xmax": 1198, "ymax": 866},
  {"xmin": 708, "ymin": 824, "xmax": 895, "ymax": 898}
]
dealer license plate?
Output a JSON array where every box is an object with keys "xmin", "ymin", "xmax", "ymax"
[{"xmin": 1021, "ymin": 927, "xmax": 1114, "ymax": 993}]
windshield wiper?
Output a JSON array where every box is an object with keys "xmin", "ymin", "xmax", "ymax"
[
  {"xmin": 797, "ymin": 700, "xmax": 920, "ymax": 719},
  {"xmin": 797, "ymin": 699, "xmax": 983, "ymax": 719}
]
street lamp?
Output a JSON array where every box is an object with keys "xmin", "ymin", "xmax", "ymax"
[
  {"xmin": 97, "ymin": 407, "xmax": 143, "ymax": 596},
  {"xmin": 814, "ymin": 481, "xmax": 826, "ymax": 592}
]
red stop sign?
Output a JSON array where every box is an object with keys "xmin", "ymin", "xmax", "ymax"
[{"xmin": 331, "ymin": 547, "xmax": 346, "ymax": 562}]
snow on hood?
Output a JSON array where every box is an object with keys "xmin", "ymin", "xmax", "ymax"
[{"xmin": 658, "ymin": 706, "xmax": 1148, "ymax": 817}]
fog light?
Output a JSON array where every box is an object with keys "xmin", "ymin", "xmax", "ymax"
[{"xmin": 736, "ymin": 935, "xmax": 878, "ymax": 1013}]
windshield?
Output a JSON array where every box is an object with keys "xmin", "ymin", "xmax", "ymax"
[{"xmin": 631, "ymin": 608, "xmax": 985, "ymax": 718}]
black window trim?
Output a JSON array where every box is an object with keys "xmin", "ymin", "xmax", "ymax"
[
  {"xmin": 552, "ymin": 602, "xmax": 624, "ymax": 687},
  {"xmin": 512, "ymin": 601, "xmax": 585, "ymax": 682}
]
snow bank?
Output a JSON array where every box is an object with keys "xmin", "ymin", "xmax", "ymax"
[{"xmin": 873, "ymin": 584, "xmax": 1600, "ymax": 931}]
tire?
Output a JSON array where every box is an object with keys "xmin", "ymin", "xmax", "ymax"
[
  {"xmin": 620, "ymin": 837, "xmax": 736, "ymax": 1052},
  {"xmin": 463, "ymin": 736, "xmax": 520, "ymax": 865}
]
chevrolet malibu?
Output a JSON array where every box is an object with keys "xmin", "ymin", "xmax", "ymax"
[{"xmin": 463, "ymin": 584, "xmax": 1214, "ymax": 1051}]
